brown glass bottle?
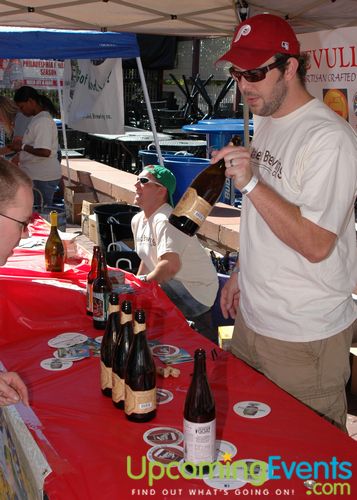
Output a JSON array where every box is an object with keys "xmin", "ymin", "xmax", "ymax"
[
  {"xmin": 183, "ymin": 349, "xmax": 216, "ymax": 473},
  {"xmin": 169, "ymin": 135, "xmax": 241, "ymax": 236},
  {"xmin": 100, "ymin": 292, "xmax": 120, "ymax": 397},
  {"xmin": 92, "ymin": 251, "xmax": 112, "ymax": 330},
  {"xmin": 45, "ymin": 211, "xmax": 65, "ymax": 272},
  {"xmin": 86, "ymin": 246, "xmax": 101, "ymax": 316},
  {"xmin": 112, "ymin": 300, "xmax": 134, "ymax": 409},
  {"xmin": 124, "ymin": 309, "xmax": 156, "ymax": 422}
]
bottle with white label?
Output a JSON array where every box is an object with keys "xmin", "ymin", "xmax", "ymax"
[
  {"xmin": 183, "ymin": 348, "xmax": 216, "ymax": 473},
  {"xmin": 169, "ymin": 135, "xmax": 241, "ymax": 236},
  {"xmin": 124, "ymin": 309, "xmax": 156, "ymax": 422}
]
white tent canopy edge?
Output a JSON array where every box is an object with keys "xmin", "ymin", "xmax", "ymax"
[{"xmin": 0, "ymin": 1, "xmax": 356, "ymax": 36}]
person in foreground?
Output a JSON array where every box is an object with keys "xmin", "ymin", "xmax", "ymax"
[
  {"xmin": 214, "ymin": 14, "xmax": 357, "ymax": 431},
  {"xmin": 131, "ymin": 165, "xmax": 219, "ymax": 342},
  {"xmin": 0, "ymin": 158, "xmax": 32, "ymax": 406}
]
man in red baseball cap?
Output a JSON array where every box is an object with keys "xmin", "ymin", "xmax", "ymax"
[
  {"xmin": 215, "ymin": 14, "xmax": 357, "ymax": 432},
  {"xmin": 217, "ymin": 13, "xmax": 300, "ymax": 70}
]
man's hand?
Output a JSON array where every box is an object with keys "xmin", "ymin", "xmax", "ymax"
[
  {"xmin": 220, "ymin": 273, "xmax": 240, "ymax": 319},
  {"xmin": 211, "ymin": 144, "xmax": 252, "ymax": 192},
  {"xmin": 0, "ymin": 372, "xmax": 29, "ymax": 407}
]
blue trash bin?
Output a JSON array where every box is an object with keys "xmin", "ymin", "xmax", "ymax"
[
  {"xmin": 139, "ymin": 149, "xmax": 193, "ymax": 168},
  {"xmin": 163, "ymin": 156, "xmax": 210, "ymax": 205}
]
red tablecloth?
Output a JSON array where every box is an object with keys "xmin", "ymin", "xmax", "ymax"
[{"xmin": 1, "ymin": 218, "xmax": 356, "ymax": 499}]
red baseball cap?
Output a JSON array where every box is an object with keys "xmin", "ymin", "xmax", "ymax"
[{"xmin": 217, "ymin": 14, "xmax": 300, "ymax": 70}]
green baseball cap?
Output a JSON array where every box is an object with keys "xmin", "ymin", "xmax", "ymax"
[{"xmin": 145, "ymin": 164, "xmax": 176, "ymax": 206}]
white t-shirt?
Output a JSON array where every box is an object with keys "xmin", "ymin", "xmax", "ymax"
[
  {"xmin": 239, "ymin": 98, "xmax": 357, "ymax": 341},
  {"xmin": 20, "ymin": 111, "xmax": 61, "ymax": 181},
  {"xmin": 132, "ymin": 203, "xmax": 218, "ymax": 307}
]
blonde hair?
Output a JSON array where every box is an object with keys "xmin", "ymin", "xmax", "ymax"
[
  {"xmin": 0, "ymin": 157, "xmax": 32, "ymax": 209},
  {"xmin": 0, "ymin": 96, "xmax": 19, "ymax": 136}
]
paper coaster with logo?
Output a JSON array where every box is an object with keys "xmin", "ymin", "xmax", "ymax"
[
  {"xmin": 202, "ymin": 458, "xmax": 269, "ymax": 490},
  {"xmin": 40, "ymin": 358, "xmax": 73, "ymax": 371},
  {"xmin": 143, "ymin": 427, "xmax": 183, "ymax": 446},
  {"xmin": 53, "ymin": 347, "xmax": 89, "ymax": 362},
  {"xmin": 156, "ymin": 388, "xmax": 174, "ymax": 405},
  {"xmin": 146, "ymin": 445, "xmax": 184, "ymax": 466},
  {"xmin": 202, "ymin": 463, "xmax": 247, "ymax": 490},
  {"xmin": 151, "ymin": 344, "xmax": 180, "ymax": 357},
  {"xmin": 236, "ymin": 459, "xmax": 269, "ymax": 485},
  {"xmin": 48, "ymin": 332, "xmax": 88, "ymax": 349},
  {"xmin": 215, "ymin": 439, "xmax": 237, "ymax": 462},
  {"xmin": 233, "ymin": 401, "xmax": 271, "ymax": 419}
]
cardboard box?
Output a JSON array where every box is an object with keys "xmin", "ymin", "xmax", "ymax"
[
  {"xmin": 64, "ymin": 186, "xmax": 98, "ymax": 225},
  {"xmin": 218, "ymin": 325, "xmax": 234, "ymax": 351},
  {"xmin": 88, "ymin": 214, "xmax": 100, "ymax": 245}
]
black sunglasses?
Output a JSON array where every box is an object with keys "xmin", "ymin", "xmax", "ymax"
[
  {"xmin": 137, "ymin": 176, "xmax": 163, "ymax": 187},
  {"xmin": 0, "ymin": 212, "xmax": 32, "ymax": 231},
  {"xmin": 229, "ymin": 59, "xmax": 286, "ymax": 83}
]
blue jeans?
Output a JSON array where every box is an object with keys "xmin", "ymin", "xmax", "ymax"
[
  {"xmin": 33, "ymin": 179, "xmax": 60, "ymax": 207},
  {"xmin": 161, "ymin": 279, "xmax": 218, "ymax": 344},
  {"xmin": 161, "ymin": 279, "xmax": 210, "ymax": 318}
]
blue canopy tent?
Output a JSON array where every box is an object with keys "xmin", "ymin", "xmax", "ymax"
[{"xmin": 0, "ymin": 27, "xmax": 164, "ymax": 176}]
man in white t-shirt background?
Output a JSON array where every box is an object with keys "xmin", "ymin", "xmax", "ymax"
[
  {"xmin": 131, "ymin": 164, "xmax": 219, "ymax": 342},
  {"xmin": 213, "ymin": 14, "xmax": 357, "ymax": 431}
]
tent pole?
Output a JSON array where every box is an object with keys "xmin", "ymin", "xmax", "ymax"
[
  {"xmin": 55, "ymin": 60, "xmax": 71, "ymax": 184},
  {"xmin": 135, "ymin": 56, "xmax": 163, "ymax": 166}
]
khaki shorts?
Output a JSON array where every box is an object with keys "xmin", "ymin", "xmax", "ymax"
[{"xmin": 231, "ymin": 309, "xmax": 355, "ymax": 432}]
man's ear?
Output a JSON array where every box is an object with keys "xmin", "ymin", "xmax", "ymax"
[{"xmin": 284, "ymin": 57, "xmax": 299, "ymax": 81}]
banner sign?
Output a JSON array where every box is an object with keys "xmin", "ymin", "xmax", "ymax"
[
  {"xmin": 63, "ymin": 58, "xmax": 125, "ymax": 134},
  {"xmin": 0, "ymin": 59, "xmax": 64, "ymax": 89},
  {"xmin": 298, "ymin": 27, "xmax": 357, "ymax": 131}
]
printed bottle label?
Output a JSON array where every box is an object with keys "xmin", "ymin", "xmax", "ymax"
[
  {"xmin": 112, "ymin": 373, "xmax": 125, "ymax": 403},
  {"xmin": 183, "ymin": 418, "xmax": 216, "ymax": 464},
  {"xmin": 100, "ymin": 361, "xmax": 112, "ymax": 390},
  {"xmin": 93, "ymin": 292, "xmax": 109, "ymax": 322},
  {"xmin": 125, "ymin": 385, "xmax": 156, "ymax": 415},
  {"xmin": 121, "ymin": 312, "xmax": 132, "ymax": 325},
  {"xmin": 86, "ymin": 283, "xmax": 93, "ymax": 313},
  {"xmin": 171, "ymin": 188, "xmax": 212, "ymax": 227}
]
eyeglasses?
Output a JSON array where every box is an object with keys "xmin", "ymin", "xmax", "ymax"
[
  {"xmin": 0, "ymin": 212, "xmax": 32, "ymax": 232},
  {"xmin": 229, "ymin": 59, "xmax": 286, "ymax": 83},
  {"xmin": 137, "ymin": 177, "xmax": 163, "ymax": 188}
]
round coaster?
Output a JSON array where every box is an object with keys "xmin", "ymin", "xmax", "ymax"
[
  {"xmin": 40, "ymin": 358, "xmax": 73, "ymax": 371},
  {"xmin": 53, "ymin": 350, "xmax": 87, "ymax": 362},
  {"xmin": 143, "ymin": 427, "xmax": 183, "ymax": 446},
  {"xmin": 147, "ymin": 445, "xmax": 184, "ymax": 466},
  {"xmin": 202, "ymin": 464, "xmax": 247, "ymax": 490},
  {"xmin": 48, "ymin": 332, "xmax": 88, "ymax": 348},
  {"xmin": 233, "ymin": 401, "xmax": 271, "ymax": 419},
  {"xmin": 215, "ymin": 439, "xmax": 238, "ymax": 462},
  {"xmin": 151, "ymin": 344, "xmax": 180, "ymax": 357},
  {"xmin": 237, "ymin": 459, "xmax": 269, "ymax": 485},
  {"xmin": 156, "ymin": 388, "xmax": 173, "ymax": 405}
]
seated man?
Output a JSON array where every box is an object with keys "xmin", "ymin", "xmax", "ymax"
[{"xmin": 131, "ymin": 165, "xmax": 219, "ymax": 342}]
